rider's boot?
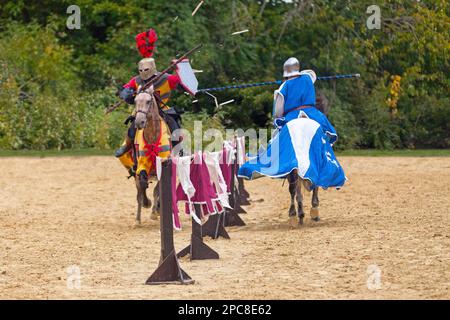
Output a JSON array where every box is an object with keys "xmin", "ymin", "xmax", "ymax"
[
  {"xmin": 117, "ymin": 142, "xmax": 135, "ymax": 176},
  {"xmin": 127, "ymin": 167, "xmax": 136, "ymax": 179},
  {"xmin": 115, "ymin": 136, "xmax": 133, "ymax": 158}
]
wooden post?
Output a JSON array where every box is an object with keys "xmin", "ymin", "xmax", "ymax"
[
  {"xmin": 223, "ymin": 145, "xmax": 246, "ymax": 227},
  {"xmin": 237, "ymin": 177, "xmax": 251, "ymax": 206},
  {"xmin": 146, "ymin": 159, "xmax": 194, "ymax": 285},
  {"xmin": 234, "ymin": 137, "xmax": 250, "ymax": 210}
]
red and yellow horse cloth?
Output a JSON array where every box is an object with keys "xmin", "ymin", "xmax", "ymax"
[{"xmin": 119, "ymin": 119, "xmax": 171, "ymax": 176}]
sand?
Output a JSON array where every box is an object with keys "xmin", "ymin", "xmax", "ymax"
[{"xmin": 0, "ymin": 156, "xmax": 449, "ymax": 299}]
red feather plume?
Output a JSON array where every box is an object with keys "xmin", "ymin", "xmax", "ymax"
[{"xmin": 135, "ymin": 28, "xmax": 158, "ymax": 58}]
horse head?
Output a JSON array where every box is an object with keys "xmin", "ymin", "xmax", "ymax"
[{"xmin": 134, "ymin": 87, "xmax": 158, "ymax": 130}]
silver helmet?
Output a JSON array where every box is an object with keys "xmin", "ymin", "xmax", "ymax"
[
  {"xmin": 138, "ymin": 58, "xmax": 157, "ymax": 81},
  {"xmin": 283, "ymin": 57, "xmax": 301, "ymax": 78}
]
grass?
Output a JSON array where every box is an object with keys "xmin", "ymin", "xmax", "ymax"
[{"xmin": 0, "ymin": 148, "xmax": 449, "ymax": 157}]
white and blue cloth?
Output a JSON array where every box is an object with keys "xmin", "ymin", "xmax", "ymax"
[{"xmin": 238, "ymin": 118, "xmax": 346, "ymax": 190}]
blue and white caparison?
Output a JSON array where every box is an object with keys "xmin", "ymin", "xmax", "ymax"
[{"xmin": 238, "ymin": 117, "xmax": 346, "ymax": 190}]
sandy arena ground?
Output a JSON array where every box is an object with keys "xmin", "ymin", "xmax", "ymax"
[{"xmin": 0, "ymin": 156, "xmax": 449, "ymax": 299}]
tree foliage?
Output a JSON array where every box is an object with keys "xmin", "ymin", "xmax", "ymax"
[{"xmin": 0, "ymin": 0, "xmax": 448, "ymax": 150}]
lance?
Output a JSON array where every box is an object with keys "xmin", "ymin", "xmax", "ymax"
[
  {"xmin": 197, "ymin": 73, "xmax": 361, "ymax": 93},
  {"xmin": 105, "ymin": 43, "xmax": 203, "ymax": 114}
]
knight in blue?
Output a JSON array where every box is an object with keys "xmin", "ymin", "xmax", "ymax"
[
  {"xmin": 273, "ymin": 57, "xmax": 338, "ymax": 144},
  {"xmin": 238, "ymin": 57, "xmax": 346, "ymax": 191}
]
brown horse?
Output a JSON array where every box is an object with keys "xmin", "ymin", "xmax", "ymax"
[
  {"xmin": 132, "ymin": 88, "xmax": 168, "ymax": 225},
  {"xmin": 288, "ymin": 91, "xmax": 330, "ymax": 226}
]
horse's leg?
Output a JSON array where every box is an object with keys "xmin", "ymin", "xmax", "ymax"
[
  {"xmin": 310, "ymin": 187, "xmax": 320, "ymax": 222},
  {"xmin": 288, "ymin": 171, "xmax": 297, "ymax": 226},
  {"xmin": 142, "ymin": 189, "xmax": 151, "ymax": 208},
  {"xmin": 135, "ymin": 176, "xmax": 146, "ymax": 225},
  {"xmin": 150, "ymin": 181, "xmax": 160, "ymax": 220},
  {"xmin": 296, "ymin": 177, "xmax": 305, "ymax": 225},
  {"xmin": 136, "ymin": 188, "xmax": 142, "ymax": 225}
]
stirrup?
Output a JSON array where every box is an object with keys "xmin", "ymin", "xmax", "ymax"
[{"xmin": 127, "ymin": 168, "xmax": 136, "ymax": 179}]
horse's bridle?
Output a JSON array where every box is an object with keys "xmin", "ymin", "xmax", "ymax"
[
  {"xmin": 136, "ymin": 110, "xmax": 148, "ymax": 116},
  {"xmin": 135, "ymin": 96, "xmax": 152, "ymax": 116},
  {"xmin": 135, "ymin": 98, "xmax": 152, "ymax": 127}
]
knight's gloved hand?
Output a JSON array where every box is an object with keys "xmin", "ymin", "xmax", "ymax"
[
  {"xmin": 124, "ymin": 115, "xmax": 135, "ymax": 125},
  {"xmin": 273, "ymin": 117, "xmax": 286, "ymax": 129},
  {"xmin": 119, "ymin": 87, "xmax": 136, "ymax": 105}
]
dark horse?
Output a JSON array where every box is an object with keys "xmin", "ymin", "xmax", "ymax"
[{"xmin": 288, "ymin": 92, "xmax": 330, "ymax": 226}]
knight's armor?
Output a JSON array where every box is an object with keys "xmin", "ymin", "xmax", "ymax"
[
  {"xmin": 273, "ymin": 57, "xmax": 338, "ymax": 144},
  {"xmin": 115, "ymin": 58, "xmax": 184, "ymax": 178}
]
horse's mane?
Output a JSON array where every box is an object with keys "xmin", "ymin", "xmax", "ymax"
[{"xmin": 143, "ymin": 94, "xmax": 162, "ymax": 144}]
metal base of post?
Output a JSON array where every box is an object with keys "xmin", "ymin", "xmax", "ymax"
[
  {"xmin": 178, "ymin": 204, "xmax": 220, "ymax": 260},
  {"xmin": 234, "ymin": 201, "xmax": 248, "ymax": 214},
  {"xmin": 146, "ymin": 249, "xmax": 194, "ymax": 285},
  {"xmin": 177, "ymin": 234, "xmax": 219, "ymax": 260},
  {"xmin": 202, "ymin": 213, "xmax": 230, "ymax": 239},
  {"xmin": 223, "ymin": 209, "xmax": 246, "ymax": 227}
]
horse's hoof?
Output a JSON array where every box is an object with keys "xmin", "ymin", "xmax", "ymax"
[
  {"xmin": 143, "ymin": 200, "xmax": 151, "ymax": 209},
  {"xmin": 150, "ymin": 211, "xmax": 158, "ymax": 220},
  {"xmin": 312, "ymin": 217, "xmax": 321, "ymax": 222},
  {"xmin": 299, "ymin": 216, "xmax": 304, "ymax": 225},
  {"xmin": 310, "ymin": 207, "xmax": 319, "ymax": 220},
  {"xmin": 134, "ymin": 220, "xmax": 142, "ymax": 226},
  {"xmin": 289, "ymin": 216, "xmax": 298, "ymax": 228},
  {"xmin": 289, "ymin": 205, "xmax": 296, "ymax": 217}
]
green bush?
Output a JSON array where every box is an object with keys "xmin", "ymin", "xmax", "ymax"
[{"xmin": 0, "ymin": 23, "xmax": 119, "ymax": 150}]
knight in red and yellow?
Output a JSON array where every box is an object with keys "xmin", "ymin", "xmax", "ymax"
[{"xmin": 115, "ymin": 29, "xmax": 184, "ymax": 178}]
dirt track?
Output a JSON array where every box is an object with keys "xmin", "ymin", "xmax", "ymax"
[{"xmin": 0, "ymin": 156, "xmax": 449, "ymax": 299}]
